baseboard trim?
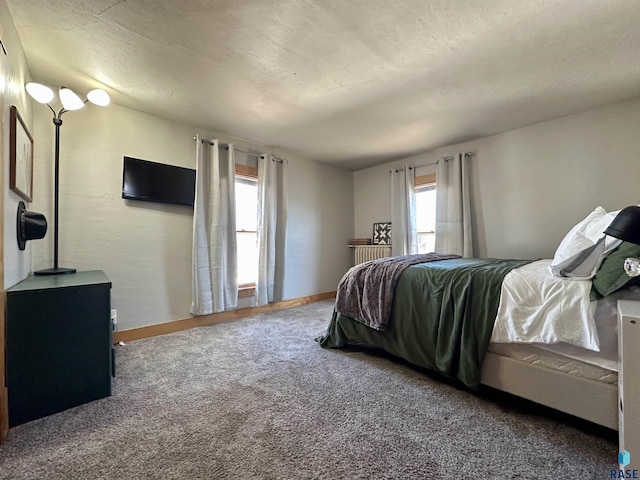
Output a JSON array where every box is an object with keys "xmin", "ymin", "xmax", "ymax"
[{"xmin": 113, "ymin": 291, "xmax": 336, "ymax": 343}]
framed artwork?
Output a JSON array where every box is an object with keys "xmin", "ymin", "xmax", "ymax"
[
  {"xmin": 373, "ymin": 222, "xmax": 392, "ymax": 245},
  {"xmin": 10, "ymin": 105, "xmax": 34, "ymax": 202}
]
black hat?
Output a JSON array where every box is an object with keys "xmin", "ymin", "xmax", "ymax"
[{"xmin": 17, "ymin": 201, "xmax": 47, "ymax": 251}]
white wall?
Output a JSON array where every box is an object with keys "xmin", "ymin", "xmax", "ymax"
[
  {"xmin": 31, "ymin": 102, "xmax": 353, "ymax": 331},
  {"xmin": 355, "ymin": 96, "xmax": 640, "ymax": 260},
  {"xmin": 279, "ymin": 150, "xmax": 354, "ymax": 298},
  {"xmin": 1, "ymin": 0, "xmax": 33, "ymax": 288}
]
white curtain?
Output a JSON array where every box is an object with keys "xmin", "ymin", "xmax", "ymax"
[
  {"xmin": 191, "ymin": 138, "xmax": 238, "ymax": 314},
  {"xmin": 390, "ymin": 166, "xmax": 417, "ymax": 256},
  {"xmin": 434, "ymin": 153, "xmax": 473, "ymax": 257},
  {"xmin": 256, "ymin": 154, "xmax": 287, "ymax": 306}
]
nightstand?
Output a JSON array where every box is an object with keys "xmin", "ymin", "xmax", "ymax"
[
  {"xmin": 6, "ymin": 271, "xmax": 112, "ymax": 426},
  {"xmin": 618, "ymin": 300, "xmax": 640, "ymax": 470}
]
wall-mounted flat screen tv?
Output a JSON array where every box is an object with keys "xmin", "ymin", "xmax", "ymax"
[{"xmin": 122, "ymin": 156, "xmax": 196, "ymax": 207}]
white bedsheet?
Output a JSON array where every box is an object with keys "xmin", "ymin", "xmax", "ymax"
[
  {"xmin": 535, "ymin": 286, "xmax": 640, "ymax": 371},
  {"xmin": 490, "ymin": 259, "xmax": 640, "ymax": 371},
  {"xmin": 490, "ymin": 259, "xmax": 599, "ymax": 351}
]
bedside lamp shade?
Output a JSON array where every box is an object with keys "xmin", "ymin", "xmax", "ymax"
[{"xmin": 604, "ymin": 206, "xmax": 640, "ymax": 245}]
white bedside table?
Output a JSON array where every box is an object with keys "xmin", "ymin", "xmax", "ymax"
[{"xmin": 618, "ymin": 300, "xmax": 640, "ymax": 470}]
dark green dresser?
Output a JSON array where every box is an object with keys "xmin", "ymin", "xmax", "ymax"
[{"xmin": 6, "ymin": 271, "xmax": 112, "ymax": 426}]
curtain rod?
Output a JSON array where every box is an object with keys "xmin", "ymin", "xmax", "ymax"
[
  {"xmin": 390, "ymin": 152, "xmax": 473, "ymax": 173},
  {"xmin": 194, "ymin": 136, "xmax": 287, "ymax": 164},
  {"xmin": 222, "ymin": 144, "xmax": 288, "ymax": 164}
]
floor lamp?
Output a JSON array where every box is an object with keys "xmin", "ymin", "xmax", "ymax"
[{"xmin": 25, "ymin": 83, "xmax": 110, "ymax": 275}]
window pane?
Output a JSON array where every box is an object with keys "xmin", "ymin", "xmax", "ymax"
[
  {"xmin": 237, "ymin": 231, "xmax": 258, "ymax": 285},
  {"xmin": 236, "ymin": 177, "xmax": 258, "ymax": 285},
  {"xmin": 417, "ymin": 232, "xmax": 435, "ymax": 254},
  {"xmin": 416, "ymin": 185, "xmax": 436, "ymax": 232},
  {"xmin": 415, "ymin": 185, "xmax": 436, "ymax": 254},
  {"xmin": 236, "ymin": 178, "xmax": 257, "ymax": 231}
]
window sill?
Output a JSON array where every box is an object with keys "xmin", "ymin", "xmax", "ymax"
[{"xmin": 238, "ymin": 286, "xmax": 255, "ymax": 298}]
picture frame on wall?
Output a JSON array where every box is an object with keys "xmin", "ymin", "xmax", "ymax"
[
  {"xmin": 373, "ymin": 222, "xmax": 392, "ymax": 245},
  {"xmin": 10, "ymin": 105, "xmax": 34, "ymax": 203}
]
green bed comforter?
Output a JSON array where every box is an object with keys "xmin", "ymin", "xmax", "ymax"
[{"xmin": 317, "ymin": 258, "xmax": 531, "ymax": 389}]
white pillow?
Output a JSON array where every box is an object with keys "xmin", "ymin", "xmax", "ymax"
[{"xmin": 548, "ymin": 207, "xmax": 621, "ymax": 279}]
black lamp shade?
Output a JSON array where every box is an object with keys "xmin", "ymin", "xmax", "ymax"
[{"xmin": 604, "ymin": 205, "xmax": 640, "ymax": 245}]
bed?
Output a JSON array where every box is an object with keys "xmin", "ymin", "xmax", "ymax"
[{"xmin": 317, "ymin": 207, "xmax": 640, "ymax": 432}]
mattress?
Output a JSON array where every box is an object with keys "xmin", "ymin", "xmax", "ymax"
[
  {"xmin": 488, "ymin": 286, "xmax": 640, "ymax": 385},
  {"xmin": 487, "ymin": 342, "xmax": 617, "ymax": 385}
]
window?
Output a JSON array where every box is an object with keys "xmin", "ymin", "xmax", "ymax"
[
  {"xmin": 415, "ymin": 173, "xmax": 436, "ymax": 254},
  {"xmin": 235, "ymin": 165, "xmax": 258, "ymax": 289}
]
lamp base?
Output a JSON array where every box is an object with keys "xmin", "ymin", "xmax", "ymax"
[
  {"xmin": 34, "ymin": 267, "xmax": 77, "ymax": 276},
  {"xmin": 624, "ymin": 257, "xmax": 640, "ymax": 278}
]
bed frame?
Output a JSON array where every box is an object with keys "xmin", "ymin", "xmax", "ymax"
[
  {"xmin": 481, "ymin": 300, "xmax": 640, "ymax": 470},
  {"xmin": 480, "ymin": 352, "xmax": 617, "ymax": 429}
]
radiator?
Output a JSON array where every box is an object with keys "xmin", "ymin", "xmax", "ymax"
[{"xmin": 353, "ymin": 245, "xmax": 392, "ymax": 265}]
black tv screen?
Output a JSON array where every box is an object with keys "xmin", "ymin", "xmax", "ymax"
[{"xmin": 122, "ymin": 156, "xmax": 196, "ymax": 207}]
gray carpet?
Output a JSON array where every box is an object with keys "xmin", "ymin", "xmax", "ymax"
[{"xmin": 0, "ymin": 300, "xmax": 617, "ymax": 479}]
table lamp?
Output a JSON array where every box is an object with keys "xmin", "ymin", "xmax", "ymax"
[{"xmin": 604, "ymin": 205, "xmax": 640, "ymax": 277}]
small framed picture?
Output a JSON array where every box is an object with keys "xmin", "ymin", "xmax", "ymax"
[
  {"xmin": 373, "ymin": 222, "xmax": 392, "ymax": 245},
  {"xmin": 9, "ymin": 105, "xmax": 34, "ymax": 202}
]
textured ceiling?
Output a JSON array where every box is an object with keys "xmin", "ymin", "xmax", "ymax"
[{"xmin": 6, "ymin": 0, "xmax": 640, "ymax": 170}]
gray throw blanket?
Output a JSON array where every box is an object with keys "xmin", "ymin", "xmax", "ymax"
[{"xmin": 335, "ymin": 253, "xmax": 460, "ymax": 331}]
